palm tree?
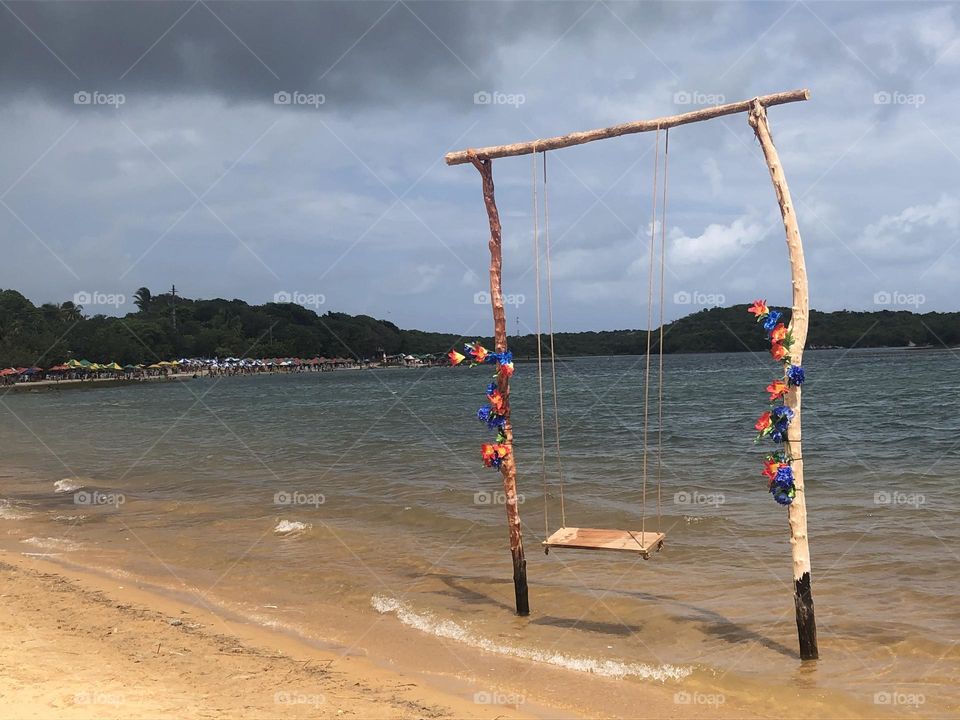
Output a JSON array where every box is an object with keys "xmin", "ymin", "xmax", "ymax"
[
  {"xmin": 134, "ymin": 287, "xmax": 152, "ymax": 312},
  {"xmin": 59, "ymin": 301, "xmax": 83, "ymax": 323}
]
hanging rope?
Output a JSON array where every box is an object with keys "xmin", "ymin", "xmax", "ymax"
[
  {"xmin": 543, "ymin": 151, "xmax": 566, "ymax": 529},
  {"xmin": 657, "ymin": 129, "xmax": 670, "ymax": 533},
  {"xmin": 532, "ymin": 146, "xmax": 550, "ymax": 539},
  {"xmin": 641, "ymin": 128, "xmax": 661, "ymax": 543}
]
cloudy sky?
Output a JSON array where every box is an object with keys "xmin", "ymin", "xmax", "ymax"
[{"xmin": 0, "ymin": 1, "xmax": 956, "ymax": 332}]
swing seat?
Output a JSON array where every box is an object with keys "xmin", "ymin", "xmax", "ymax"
[{"xmin": 542, "ymin": 527, "xmax": 665, "ymax": 559}]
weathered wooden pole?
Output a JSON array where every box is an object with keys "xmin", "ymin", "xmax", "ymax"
[
  {"xmin": 446, "ymin": 89, "xmax": 809, "ymax": 165},
  {"xmin": 468, "ymin": 153, "xmax": 530, "ymax": 616},
  {"xmin": 748, "ymin": 100, "xmax": 819, "ymax": 660}
]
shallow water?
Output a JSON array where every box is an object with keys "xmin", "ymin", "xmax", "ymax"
[{"xmin": 1, "ymin": 349, "xmax": 958, "ymax": 716}]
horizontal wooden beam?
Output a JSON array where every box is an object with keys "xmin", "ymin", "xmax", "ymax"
[{"xmin": 445, "ymin": 89, "xmax": 810, "ymax": 165}]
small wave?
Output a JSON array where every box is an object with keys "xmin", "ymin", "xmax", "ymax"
[
  {"xmin": 54, "ymin": 478, "xmax": 83, "ymax": 493},
  {"xmin": 53, "ymin": 514, "xmax": 87, "ymax": 522},
  {"xmin": 371, "ymin": 595, "xmax": 692, "ymax": 682},
  {"xmin": 21, "ymin": 536, "xmax": 80, "ymax": 552},
  {"xmin": 0, "ymin": 500, "xmax": 30, "ymax": 520},
  {"xmin": 274, "ymin": 520, "xmax": 311, "ymax": 535}
]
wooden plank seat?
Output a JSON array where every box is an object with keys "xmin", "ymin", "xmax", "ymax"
[{"xmin": 542, "ymin": 527, "xmax": 665, "ymax": 559}]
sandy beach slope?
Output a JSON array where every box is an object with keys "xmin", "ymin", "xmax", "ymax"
[{"xmin": 0, "ymin": 555, "xmax": 533, "ymax": 720}]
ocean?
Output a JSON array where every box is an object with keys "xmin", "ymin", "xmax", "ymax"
[{"xmin": 1, "ymin": 349, "xmax": 958, "ymax": 717}]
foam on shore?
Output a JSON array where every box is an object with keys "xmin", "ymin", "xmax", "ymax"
[
  {"xmin": 371, "ymin": 594, "xmax": 693, "ymax": 682},
  {"xmin": 54, "ymin": 478, "xmax": 83, "ymax": 493},
  {"xmin": 274, "ymin": 520, "xmax": 311, "ymax": 535},
  {"xmin": 21, "ymin": 536, "xmax": 81, "ymax": 552},
  {"xmin": 0, "ymin": 499, "xmax": 30, "ymax": 520}
]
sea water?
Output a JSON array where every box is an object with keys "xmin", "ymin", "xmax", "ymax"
[{"xmin": 1, "ymin": 349, "xmax": 957, "ymax": 716}]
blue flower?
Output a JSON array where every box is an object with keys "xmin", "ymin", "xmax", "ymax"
[
  {"xmin": 787, "ymin": 365, "xmax": 805, "ymax": 386},
  {"xmin": 771, "ymin": 405, "xmax": 794, "ymax": 422},
  {"xmin": 478, "ymin": 405, "xmax": 505, "ymax": 429},
  {"xmin": 771, "ymin": 429, "xmax": 784, "ymax": 444},
  {"xmin": 487, "ymin": 381, "xmax": 498, "ymax": 395},
  {"xmin": 771, "ymin": 485, "xmax": 795, "ymax": 505},
  {"xmin": 763, "ymin": 310, "xmax": 783, "ymax": 332},
  {"xmin": 774, "ymin": 465, "xmax": 794, "ymax": 487}
]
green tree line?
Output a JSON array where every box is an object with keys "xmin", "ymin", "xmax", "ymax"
[{"xmin": 0, "ymin": 288, "xmax": 957, "ymax": 368}]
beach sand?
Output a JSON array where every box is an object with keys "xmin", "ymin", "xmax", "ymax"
[
  {"xmin": 0, "ymin": 554, "xmax": 528, "ymax": 720},
  {"xmin": 0, "ymin": 551, "xmax": 805, "ymax": 720}
]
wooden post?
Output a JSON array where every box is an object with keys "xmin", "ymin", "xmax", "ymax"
[
  {"xmin": 468, "ymin": 153, "xmax": 530, "ymax": 616},
  {"xmin": 748, "ymin": 100, "xmax": 819, "ymax": 660}
]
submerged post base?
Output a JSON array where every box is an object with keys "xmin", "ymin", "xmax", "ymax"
[{"xmin": 794, "ymin": 572, "xmax": 819, "ymax": 660}]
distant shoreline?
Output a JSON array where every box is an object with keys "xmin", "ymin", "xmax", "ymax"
[{"xmin": 1, "ymin": 364, "xmax": 432, "ymax": 393}]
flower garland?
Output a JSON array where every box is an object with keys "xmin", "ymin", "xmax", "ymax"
[
  {"xmin": 449, "ymin": 342, "xmax": 515, "ymax": 469},
  {"xmin": 748, "ymin": 300, "xmax": 806, "ymax": 505}
]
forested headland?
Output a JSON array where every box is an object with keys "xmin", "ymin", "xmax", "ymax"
[{"xmin": 1, "ymin": 287, "xmax": 956, "ymax": 368}]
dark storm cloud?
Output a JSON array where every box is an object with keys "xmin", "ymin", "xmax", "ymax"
[{"xmin": 0, "ymin": 0, "xmax": 662, "ymax": 108}]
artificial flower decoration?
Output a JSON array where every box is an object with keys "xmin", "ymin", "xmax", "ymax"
[
  {"xmin": 774, "ymin": 464, "xmax": 794, "ymax": 486},
  {"xmin": 762, "ymin": 310, "xmax": 783, "ymax": 331},
  {"xmin": 467, "ymin": 343, "xmax": 489, "ymax": 364},
  {"xmin": 766, "ymin": 379, "xmax": 789, "ymax": 401},
  {"xmin": 463, "ymin": 343, "xmax": 516, "ymax": 470},
  {"xmin": 787, "ymin": 365, "xmax": 805, "ymax": 386},
  {"xmin": 771, "ymin": 405, "xmax": 794, "ymax": 425},
  {"xmin": 755, "ymin": 410, "xmax": 773, "ymax": 439},
  {"xmin": 477, "ymin": 406, "xmax": 505, "ymax": 429},
  {"xmin": 747, "ymin": 304, "xmax": 806, "ymax": 504},
  {"xmin": 481, "ymin": 442, "xmax": 510, "ymax": 468},
  {"xmin": 748, "ymin": 299, "xmax": 769, "ymax": 318},
  {"xmin": 770, "ymin": 480, "xmax": 796, "ymax": 505},
  {"xmin": 762, "ymin": 458, "xmax": 783, "ymax": 481}
]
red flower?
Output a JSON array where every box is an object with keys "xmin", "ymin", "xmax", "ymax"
[
  {"xmin": 770, "ymin": 343, "xmax": 788, "ymax": 361},
  {"xmin": 481, "ymin": 443, "xmax": 510, "ymax": 467},
  {"xmin": 470, "ymin": 344, "xmax": 489, "ymax": 363},
  {"xmin": 766, "ymin": 379, "xmax": 789, "ymax": 401},
  {"xmin": 754, "ymin": 411, "xmax": 772, "ymax": 432},
  {"xmin": 499, "ymin": 362, "xmax": 514, "ymax": 378},
  {"xmin": 748, "ymin": 300, "xmax": 769, "ymax": 318},
  {"xmin": 770, "ymin": 323, "xmax": 788, "ymax": 343},
  {"xmin": 448, "ymin": 350, "xmax": 465, "ymax": 366},
  {"xmin": 487, "ymin": 390, "xmax": 505, "ymax": 413},
  {"xmin": 762, "ymin": 459, "xmax": 781, "ymax": 480}
]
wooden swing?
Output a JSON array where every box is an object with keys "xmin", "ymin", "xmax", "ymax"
[
  {"xmin": 532, "ymin": 135, "xmax": 669, "ymax": 560},
  {"xmin": 447, "ymin": 88, "xmax": 820, "ymax": 660}
]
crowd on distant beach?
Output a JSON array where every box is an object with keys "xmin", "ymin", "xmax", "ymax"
[{"xmin": 0, "ymin": 353, "xmax": 447, "ymax": 386}]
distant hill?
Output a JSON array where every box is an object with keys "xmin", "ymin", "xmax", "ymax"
[{"xmin": 0, "ymin": 288, "xmax": 957, "ymax": 367}]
